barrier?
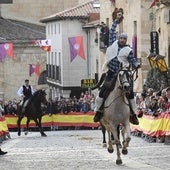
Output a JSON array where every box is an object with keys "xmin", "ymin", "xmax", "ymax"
[
  {"xmin": 5, "ymin": 112, "xmax": 99, "ymax": 129},
  {"xmin": 131, "ymin": 112, "xmax": 170, "ymax": 137},
  {"xmin": 4, "ymin": 112, "xmax": 170, "ymax": 138},
  {"xmin": 0, "ymin": 116, "xmax": 9, "ymax": 137}
]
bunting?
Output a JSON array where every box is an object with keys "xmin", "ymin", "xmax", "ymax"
[
  {"xmin": 149, "ymin": 0, "xmax": 159, "ymax": 8},
  {"xmin": 68, "ymin": 36, "xmax": 86, "ymax": 62},
  {"xmin": 34, "ymin": 39, "xmax": 51, "ymax": 52},
  {"xmin": 0, "ymin": 43, "xmax": 14, "ymax": 61},
  {"xmin": 29, "ymin": 64, "xmax": 41, "ymax": 77}
]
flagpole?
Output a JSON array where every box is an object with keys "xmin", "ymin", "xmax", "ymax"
[{"xmin": 86, "ymin": 30, "xmax": 90, "ymax": 78}]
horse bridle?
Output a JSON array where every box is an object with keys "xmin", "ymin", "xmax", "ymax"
[
  {"xmin": 104, "ymin": 68, "xmax": 132, "ymax": 109},
  {"xmin": 118, "ymin": 68, "xmax": 133, "ymax": 91}
]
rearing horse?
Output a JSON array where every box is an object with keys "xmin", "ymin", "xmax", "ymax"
[
  {"xmin": 100, "ymin": 66, "xmax": 133, "ymax": 165},
  {"xmin": 17, "ymin": 89, "xmax": 48, "ymax": 137}
]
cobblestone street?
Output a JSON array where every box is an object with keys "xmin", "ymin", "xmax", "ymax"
[{"xmin": 0, "ymin": 130, "xmax": 170, "ymax": 170}]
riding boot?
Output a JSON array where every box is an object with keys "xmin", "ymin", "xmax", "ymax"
[
  {"xmin": 129, "ymin": 99, "xmax": 139, "ymax": 125},
  {"xmin": 93, "ymin": 96, "xmax": 104, "ymax": 122},
  {"xmin": 0, "ymin": 149, "xmax": 7, "ymax": 155}
]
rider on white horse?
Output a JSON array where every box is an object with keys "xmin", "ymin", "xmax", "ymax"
[{"xmin": 93, "ymin": 8, "xmax": 141, "ymax": 125}]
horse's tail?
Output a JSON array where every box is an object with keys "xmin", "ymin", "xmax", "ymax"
[{"xmin": 91, "ymin": 73, "xmax": 106, "ymax": 90}]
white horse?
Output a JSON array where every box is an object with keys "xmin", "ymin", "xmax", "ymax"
[{"xmin": 100, "ymin": 66, "xmax": 133, "ymax": 165}]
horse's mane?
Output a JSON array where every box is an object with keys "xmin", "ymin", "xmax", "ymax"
[{"xmin": 29, "ymin": 89, "xmax": 45, "ymax": 102}]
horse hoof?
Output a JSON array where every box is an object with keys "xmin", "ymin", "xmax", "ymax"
[
  {"xmin": 103, "ymin": 143, "xmax": 107, "ymax": 148},
  {"xmin": 18, "ymin": 132, "xmax": 21, "ymax": 136},
  {"xmin": 24, "ymin": 131, "xmax": 28, "ymax": 135},
  {"xmin": 41, "ymin": 133, "xmax": 47, "ymax": 137},
  {"xmin": 107, "ymin": 148, "xmax": 114, "ymax": 153},
  {"xmin": 122, "ymin": 149, "xmax": 128, "ymax": 155},
  {"xmin": 118, "ymin": 142, "xmax": 122, "ymax": 148},
  {"xmin": 116, "ymin": 159, "xmax": 122, "ymax": 165}
]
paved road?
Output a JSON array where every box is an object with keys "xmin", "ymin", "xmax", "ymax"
[{"xmin": 0, "ymin": 130, "xmax": 169, "ymax": 170}]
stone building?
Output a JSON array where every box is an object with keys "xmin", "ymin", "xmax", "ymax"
[
  {"xmin": 0, "ymin": 0, "xmax": 91, "ymax": 100},
  {"xmin": 40, "ymin": 0, "xmax": 100, "ymax": 99},
  {"xmin": 99, "ymin": 0, "xmax": 170, "ymax": 92},
  {"xmin": 0, "ymin": 0, "xmax": 89, "ymax": 24},
  {"xmin": 0, "ymin": 18, "xmax": 46, "ymax": 100}
]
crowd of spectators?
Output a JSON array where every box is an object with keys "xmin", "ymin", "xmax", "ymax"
[
  {"xmin": 0, "ymin": 91, "xmax": 96, "ymax": 116},
  {"xmin": 0, "ymin": 85, "xmax": 170, "ymax": 117},
  {"xmin": 136, "ymin": 84, "xmax": 170, "ymax": 117},
  {"xmin": 46, "ymin": 91, "xmax": 96, "ymax": 115}
]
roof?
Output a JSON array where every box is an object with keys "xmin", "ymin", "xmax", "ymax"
[
  {"xmin": 0, "ymin": 17, "xmax": 45, "ymax": 43},
  {"xmin": 40, "ymin": 0, "xmax": 100, "ymax": 23}
]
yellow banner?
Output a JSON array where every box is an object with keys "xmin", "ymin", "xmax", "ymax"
[
  {"xmin": 4, "ymin": 112, "xmax": 170, "ymax": 137},
  {"xmin": 0, "ymin": 117, "xmax": 9, "ymax": 136},
  {"xmin": 131, "ymin": 113, "xmax": 170, "ymax": 137}
]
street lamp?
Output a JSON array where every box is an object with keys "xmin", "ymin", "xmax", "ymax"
[
  {"xmin": 147, "ymin": 53, "xmax": 168, "ymax": 73},
  {"xmin": 147, "ymin": 53, "xmax": 157, "ymax": 69},
  {"xmin": 154, "ymin": 55, "xmax": 168, "ymax": 73},
  {"xmin": 147, "ymin": 53, "xmax": 169, "ymax": 86}
]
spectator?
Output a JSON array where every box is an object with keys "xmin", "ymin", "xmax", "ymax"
[
  {"xmin": 165, "ymin": 87, "xmax": 170, "ymax": 112},
  {"xmin": 147, "ymin": 96, "xmax": 159, "ymax": 116},
  {"xmin": 90, "ymin": 99, "xmax": 95, "ymax": 111},
  {"xmin": 46, "ymin": 98, "xmax": 56, "ymax": 116},
  {"xmin": 0, "ymin": 99, "xmax": 4, "ymax": 117},
  {"xmin": 82, "ymin": 100, "xmax": 90, "ymax": 113}
]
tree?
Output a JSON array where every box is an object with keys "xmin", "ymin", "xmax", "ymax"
[{"xmin": 145, "ymin": 68, "xmax": 169, "ymax": 91}]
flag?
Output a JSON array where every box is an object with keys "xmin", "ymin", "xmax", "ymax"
[
  {"xmin": 132, "ymin": 35, "xmax": 137, "ymax": 58},
  {"xmin": 34, "ymin": 64, "xmax": 40, "ymax": 76},
  {"xmin": 0, "ymin": 43, "xmax": 14, "ymax": 61},
  {"xmin": 149, "ymin": 0, "xmax": 159, "ymax": 8},
  {"xmin": 29, "ymin": 64, "xmax": 41, "ymax": 77},
  {"xmin": 34, "ymin": 39, "xmax": 51, "ymax": 52},
  {"xmin": 68, "ymin": 36, "xmax": 85, "ymax": 62}
]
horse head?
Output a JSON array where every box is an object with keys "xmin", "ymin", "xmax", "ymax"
[
  {"xmin": 117, "ymin": 66, "xmax": 132, "ymax": 93},
  {"xmin": 34, "ymin": 89, "xmax": 48, "ymax": 105}
]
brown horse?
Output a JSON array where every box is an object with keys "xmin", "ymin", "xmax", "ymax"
[
  {"xmin": 100, "ymin": 66, "xmax": 133, "ymax": 165},
  {"xmin": 17, "ymin": 89, "xmax": 48, "ymax": 137}
]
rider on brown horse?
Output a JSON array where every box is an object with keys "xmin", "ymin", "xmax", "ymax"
[{"xmin": 17, "ymin": 79, "xmax": 34, "ymax": 114}]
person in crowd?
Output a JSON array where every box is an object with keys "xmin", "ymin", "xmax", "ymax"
[
  {"xmin": 5, "ymin": 102, "xmax": 17, "ymax": 116},
  {"xmin": 83, "ymin": 91, "xmax": 91, "ymax": 101},
  {"xmin": 147, "ymin": 96, "xmax": 159, "ymax": 116},
  {"xmin": 141, "ymin": 84, "xmax": 149, "ymax": 100},
  {"xmin": 0, "ymin": 99, "xmax": 4, "ymax": 117},
  {"xmin": 165, "ymin": 87, "xmax": 170, "ymax": 112},
  {"xmin": 82, "ymin": 100, "xmax": 90, "ymax": 113},
  {"xmin": 46, "ymin": 98, "xmax": 56, "ymax": 116},
  {"xmin": 93, "ymin": 8, "xmax": 141, "ymax": 125},
  {"xmin": 90, "ymin": 99, "xmax": 96, "ymax": 111}
]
